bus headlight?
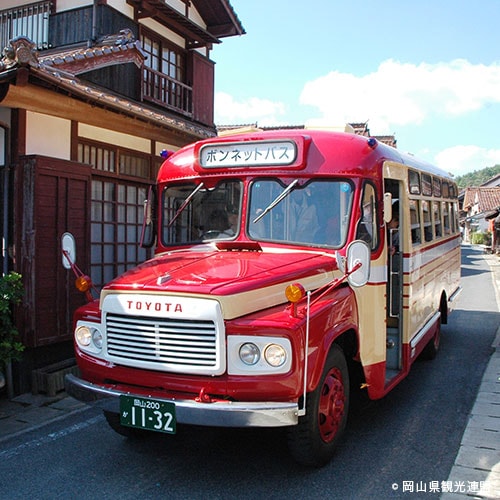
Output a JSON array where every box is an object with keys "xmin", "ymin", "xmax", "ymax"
[
  {"xmin": 264, "ymin": 344, "xmax": 287, "ymax": 367},
  {"xmin": 228, "ymin": 336, "xmax": 292, "ymax": 375},
  {"xmin": 75, "ymin": 324, "xmax": 103, "ymax": 353},
  {"xmin": 239, "ymin": 343, "xmax": 260, "ymax": 365},
  {"xmin": 75, "ymin": 325, "xmax": 91, "ymax": 346},
  {"xmin": 92, "ymin": 329, "xmax": 103, "ymax": 349}
]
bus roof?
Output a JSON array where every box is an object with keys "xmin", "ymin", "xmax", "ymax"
[{"xmin": 159, "ymin": 129, "xmax": 453, "ymax": 182}]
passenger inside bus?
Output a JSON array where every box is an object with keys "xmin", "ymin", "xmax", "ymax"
[
  {"xmin": 289, "ymin": 189, "xmax": 319, "ymax": 242},
  {"xmin": 226, "ymin": 205, "xmax": 239, "ymax": 236},
  {"xmin": 203, "ymin": 208, "xmax": 235, "ymax": 239},
  {"xmin": 388, "ymin": 201, "xmax": 400, "ymax": 255}
]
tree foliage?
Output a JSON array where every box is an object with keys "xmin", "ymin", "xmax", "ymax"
[{"xmin": 455, "ymin": 164, "xmax": 500, "ymax": 189}]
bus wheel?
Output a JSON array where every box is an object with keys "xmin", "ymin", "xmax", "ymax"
[
  {"xmin": 287, "ymin": 344, "xmax": 349, "ymax": 467},
  {"xmin": 421, "ymin": 321, "xmax": 441, "ymax": 360}
]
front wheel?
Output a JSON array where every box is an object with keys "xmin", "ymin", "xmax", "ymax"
[{"xmin": 287, "ymin": 344, "xmax": 349, "ymax": 467}]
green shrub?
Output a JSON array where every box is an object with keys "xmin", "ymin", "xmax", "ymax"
[
  {"xmin": 470, "ymin": 232, "xmax": 492, "ymax": 245},
  {"xmin": 0, "ymin": 272, "xmax": 24, "ymax": 368}
]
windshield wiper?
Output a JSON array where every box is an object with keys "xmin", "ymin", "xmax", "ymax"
[
  {"xmin": 167, "ymin": 182, "xmax": 205, "ymax": 227},
  {"xmin": 253, "ymin": 179, "xmax": 299, "ymax": 223}
]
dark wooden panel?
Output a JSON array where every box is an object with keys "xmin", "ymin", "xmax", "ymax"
[
  {"xmin": 48, "ymin": 5, "xmax": 138, "ymax": 48},
  {"xmin": 191, "ymin": 52, "xmax": 214, "ymax": 126},
  {"xmin": 16, "ymin": 156, "xmax": 91, "ymax": 347}
]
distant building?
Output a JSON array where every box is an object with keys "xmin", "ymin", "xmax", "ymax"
[
  {"xmin": 217, "ymin": 122, "xmax": 398, "ymax": 148},
  {"xmin": 460, "ymin": 186, "xmax": 500, "ymax": 244}
]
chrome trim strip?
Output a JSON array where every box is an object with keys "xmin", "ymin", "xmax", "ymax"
[
  {"xmin": 65, "ymin": 374, "xmax": 298, "ymax": 427},
  {"xmin": 410, "ymin": 311, "xmax": 441, "ymax": 355},
  {"xmin": 448, "ymin": 286, "xmax": 462, "ymax": 303}
]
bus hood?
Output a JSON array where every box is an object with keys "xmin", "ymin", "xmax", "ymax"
[{"xmin": 103, "ymin": 247, "xmax": 338, "ymax": 297}]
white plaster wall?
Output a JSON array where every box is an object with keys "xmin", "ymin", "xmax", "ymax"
[
  {"xmin": 78, "ymin": 123, "xmax": 151, "ymax": 154},
  {"xmin": 55, "ymin": 0, "xmax": 93, "ymax": 13},
  {"xmin": 25, "ymin": 112, "xmax": 71, "ymax": 160},
  {"xmin": 106, "ymin": 0, "xmax": 135, "ymax": 19},
  {"xmin": 155, "ymin": 142, "xmax": 179, "ymax": 156},
  {"xmin": 140, "ymin": 18, "xmax": 185, "ymax": 48}
]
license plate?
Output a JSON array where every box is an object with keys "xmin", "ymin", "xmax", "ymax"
[{"xmin": 120, "ymin": 395, "xmax": 176, "ymax": 434}]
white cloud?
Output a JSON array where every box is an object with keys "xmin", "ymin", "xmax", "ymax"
[
  {"xmin": 434, "ymin": 145, "xmax": 500, "ymax": 177},
  {"xmin": 300, "ymin": 59, "xmax": 500, "ymax": 132},
  {"xmin": 214, "ymin": 92, "xmax": 287, "ymax": 126}
]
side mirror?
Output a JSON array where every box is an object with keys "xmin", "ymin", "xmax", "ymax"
[
  {"xmin": 346, "ymin": 240, "xmax": 371, "ymax": 287},
  {"xmin": 61, "ymin": 232, "xmax": 76, "ymax": 270}
]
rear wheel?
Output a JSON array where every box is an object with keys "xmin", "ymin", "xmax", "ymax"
[
  {"xmin": 420, "ymin": 320, "xmax": 441, "ymax": 360},
  {"xmin": 287, "ymin": 344, "xmax": 349, "ymax": 467}
]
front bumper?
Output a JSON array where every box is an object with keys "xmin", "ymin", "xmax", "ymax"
[{"xmin": 65, "ymin": 374, "xmax": 299, "ymax": 427}]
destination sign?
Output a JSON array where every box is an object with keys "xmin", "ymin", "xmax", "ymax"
[{"xmin": 199, "ymin": 140, "xmax": 297, "ymax": 168}]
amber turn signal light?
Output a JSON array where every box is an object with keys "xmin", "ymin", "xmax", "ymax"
[
  {"xmin": 75, "ymin": 275, "xmax": 92, "ymax": 292},
  {"xmin": 285, "ymin": 283, "xmax": 306, "ymax": 303}
]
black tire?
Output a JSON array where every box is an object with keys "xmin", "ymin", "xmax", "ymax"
[
  {"xmin": 103, "ymin": 410, "xmax": 147, "ymax": 438},
  {"xmin": 287, "ymin": 344, "xmax": 349, "ymax": 467},
  {"xmin": 420, "ymin": 320, "xmax": 441, "ymax": 360}
]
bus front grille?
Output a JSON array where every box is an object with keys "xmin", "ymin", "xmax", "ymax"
[{"xmin": 105, "ymin": 313, "xmax": 218, "ymax": 371}]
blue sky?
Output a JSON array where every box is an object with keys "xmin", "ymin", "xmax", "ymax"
[{"xmin": 212, "ymin": 0, "xmax": 500, "ymax": 177}]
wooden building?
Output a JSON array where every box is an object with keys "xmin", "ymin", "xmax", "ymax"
[{"xmin": 0, "ymin": 0, "xmax": 244, "ymax": 393}]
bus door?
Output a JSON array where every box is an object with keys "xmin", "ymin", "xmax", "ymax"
[{"xmin": 384, "ymin": 179, "xmax": 404, "ymax": 379}]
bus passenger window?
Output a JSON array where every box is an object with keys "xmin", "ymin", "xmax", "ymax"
[
  {"xmin": 410, "ymin": 200, "xmax": 421, "ymax": 245},
  {"xmin": 433, "ymin": 202, "xmax": 442, "ymax": 237},
  {"xmin": 422, "ymin": 200, "xmax": 433, "ymax": 241},
  {"xmin": 443, "ymin": 202, "xmax": 451, "ymax": 234}
]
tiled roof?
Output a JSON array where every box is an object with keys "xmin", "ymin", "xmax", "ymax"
[
  {"xmin": 0, "ymin": 36, "xmax": 215, "ymax": 139},
  {"xmin": 38, "ymin": 29, "xmax": 144, "ymax": 75},
  {"xmin": 462, "ymin": 187, "xmax": 500, "ymax": 212}
]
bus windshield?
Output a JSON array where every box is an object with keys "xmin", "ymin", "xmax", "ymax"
[
  {"xmin": 162, "ymin": 180, "xmax": 243, "ymax": 245},
  {"xmin": 248, "ymin": 179, "xmax": 353, "ymax": 247},
  {"xmin": 161, "ymin": 178, "xmax": 353, "ymax": 248}
]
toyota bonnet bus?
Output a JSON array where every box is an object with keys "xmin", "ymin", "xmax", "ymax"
[{"xmin": 65, "ymin": 129, "xmax": 461, "ymax": 467}]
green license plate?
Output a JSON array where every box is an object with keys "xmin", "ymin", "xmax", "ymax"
[{"xmin": 120, "ymin": 395, "xmax": 176, "ymax": 434}]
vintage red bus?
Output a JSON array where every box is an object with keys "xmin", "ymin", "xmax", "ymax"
[{"xmin": 65, "ymin": 129, "xmax": 461, "ymax": 466}]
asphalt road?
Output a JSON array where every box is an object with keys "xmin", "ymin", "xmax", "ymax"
[{"xmin": 0, "ymin": 245, "xmax": 498, "ymax": 500}]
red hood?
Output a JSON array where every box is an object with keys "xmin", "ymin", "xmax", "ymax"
[{"xmin": 104, "ymin": 246, "xmax": 338, "ymax": 296}]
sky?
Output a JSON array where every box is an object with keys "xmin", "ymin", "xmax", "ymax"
[{"xmin": 212, "ymin": 0, "xmax": 500, "ymax": 177}]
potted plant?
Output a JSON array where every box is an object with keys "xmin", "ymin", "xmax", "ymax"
[{"xmin": 0, "ymin": 272, "xmax": 24, "ymax": 399}]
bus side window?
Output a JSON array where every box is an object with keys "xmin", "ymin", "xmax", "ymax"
[
  {"xmin": 433, "ymin": 201, "xmax": 442, "ymax": 238},
  {"xmin": 410, "ymin": 199, "xmax": 421, "ymax": 245},
  {"xmin": 422, "ymin": 200, "xmax": 433, "ymax": 242},
  {"xmin": 443, "ymin": 202, "xmax": 451, "ymax": 234},
  {"xmin": 356, "ymin": 183, "xmax": 378, "ymax": 249}
]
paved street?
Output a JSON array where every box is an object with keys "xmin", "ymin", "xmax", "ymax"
[{"xmin": 0, "ymin": 244, "xmax": 498, "ymax": 499}]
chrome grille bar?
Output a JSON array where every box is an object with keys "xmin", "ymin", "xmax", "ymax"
[{"xmin": 106, "ymin": 313, "xmax": 217, "ymax": 368}]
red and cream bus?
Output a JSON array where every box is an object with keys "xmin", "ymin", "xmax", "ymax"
[{"xmin": 65, "ymin": 129, "xmax": 461, "ymax": 466}]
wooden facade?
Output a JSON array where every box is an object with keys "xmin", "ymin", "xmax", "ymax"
[{"xmin": 0, "ymin": 0, "xmax": 244, "ymax": 393}]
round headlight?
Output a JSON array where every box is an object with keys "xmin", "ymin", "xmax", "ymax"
[
  {"xmin": 92, "ymin": 329, "xmax": 103, "ymax": 349},
  {"xmin": 264, "ymin": 344, "xmax": 287, "ymax": 367},
  {"xmin": 239, "ymin": 343, "xmax": 260, "ymax": 365},
  {"xmin": 75, "ymin": 325, "xmax": 92, "ymax": 346}
]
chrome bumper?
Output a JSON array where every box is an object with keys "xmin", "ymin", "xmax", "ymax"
[{"xmin": 65, "ymin": 374, "xmax": 299, "ymax": 427}]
